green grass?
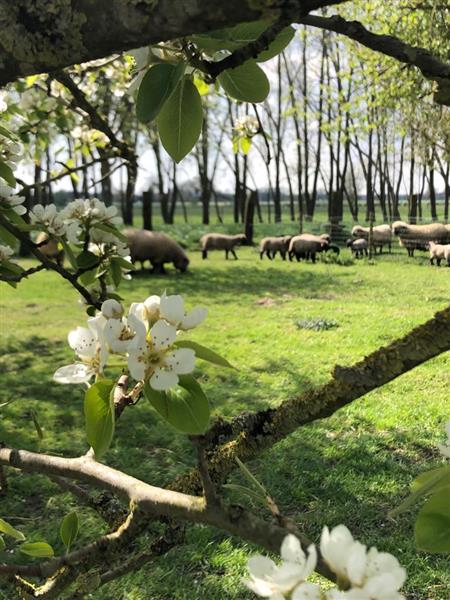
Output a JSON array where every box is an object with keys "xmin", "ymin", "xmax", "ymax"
[{"xmin": 0, "ymin": 246, "xmax": 449, "ymax": 599}]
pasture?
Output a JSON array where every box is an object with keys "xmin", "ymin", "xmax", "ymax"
[{"xmin": 1, "ymin": 241, "xmax": 449, "ymax": 599}]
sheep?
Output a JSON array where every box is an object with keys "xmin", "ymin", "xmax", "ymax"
[
  {"xmin": 351, "ymin": 224, "xmax": 392, "ymax": 254},
  {"xmin": 288, "ymin": 233, "xmax": 337, "ymax": 264},
  {"xmin": 35, "ymin": 232, "xmax": 64, "ymax": 267},
  {"xmin": 346, "ymin": 238, "xmax": 368, "ymax": 258},
  {"xmin": 123, "ymin": 228, "xmax": 189, "ymax": 274},
  {"xmin": 392, "ymin": 221, "xmax": 448, "ymax": 257},
  {"xmin": 259, "ymin": 235, "xmax": 292, "ymax": 260},
  {"xmin": 200, "ymin": 233, "xmax": 247, "ymax": 260},
  {"xmin": 428, "ymin": 241, "xmax": 450, "ymax": 267}
]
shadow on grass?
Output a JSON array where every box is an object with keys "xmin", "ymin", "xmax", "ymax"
[{"xmin": 127, "ymin": 264, "xmax": 356, "ymax": 304}]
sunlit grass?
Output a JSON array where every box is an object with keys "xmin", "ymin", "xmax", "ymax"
[{"xmin": 0, "ymin": 247, "xmax": 449, "ymax": 599}]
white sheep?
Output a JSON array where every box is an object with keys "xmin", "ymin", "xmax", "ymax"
[
  {"xmin": 200, "ymin": 233, "xmax": 247, "ymax": 260},
  {"xmin": 123, "ymin": 228, "xmax": 189, "ymax": 273},
  {"xmin": 392, "ymin": 221, "xmax": 448, "ymax": 257},
  {"xmin": 346, "ymin": 238, "xmax": 368, "ymax": 258},
  {"xmin": 259, "ymin": 235, "xmax": 292, "ymax": 260},
  {"xmin": 351, "ymin": 224, "xmax": 392, "ymax": 254},
  {"xmin": 288, "ymin": 233, "xmax": 338, "ymax": 263},
  {"xmin": 428, "ymin": 241, "xmax": 450, "ymax": 267}
]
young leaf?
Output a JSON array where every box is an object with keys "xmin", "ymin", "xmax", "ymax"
[
  {"xmin": 223, "ymin": 483, "xmax": 267, "ymax": 504},
  {"xmin": 60, "ymin": 239, "xmax": 78, "ymax": 270},
  {"xmin": 0, "ymin": 518, "xmax": 25, "ymax": 541},
  {"xmin": 415, "ymin": 486, "xmax": 450, "ymax": 552},
  {"xmin": 0, "ymin": 161, "xmax": 16, "ymax": 186},
  {"xmin": 144, "ymin": 375, "xmax": 210, "ymax": 434},
  {"xmin": 60, "ymin": 511, "xmax": 79, "ymax": 552},
  {"xmin": 76, "ymin": 250, "xmax": 100, "ymax": 270},
  {"xmin": 109, "ymin": 258, "xmax": 123, "ymax": 288},
  {"xmin": 0, "ymin": 224, "xmax": 18, "ymax": 248},
  {"xmin": 218, "ymin": 61, "xmax": 270, "ymax": 103},
  {"xmin": 174, "ymin": 340, "xmax": 234, "ymax": 369},
  {"xmin": 157, "ymin": 77, "xmax": 203, "ymax": 163},
  {"xmin": 30, "ymin": 409, "xmax": 44, "ymax": 440},
  {"xmin": 256, "ymin": 26, "xmax": 295, "ymax": 62},
  {"xmin": 84, "ymin": 379, "xmax": 115, "ymax": 459},
  {"xmin": 92, "ymin": 222, "xmax": 127, "ymax": 243},
  {"xmin": 20, "ymin": 541, "xmax": 54, "ymax": 558},
  {"xmin": 110, "ymin": 256, "xmax": 135, "ymax": 270},
  {"xmin": 389, "ymin": 466, "xmax": 450, "ymax": 517},
  {"xmin": 136, "ymin": 62, "xmax": 185, "ymax": 123},
  {"xmin": 0, "ymin": 536, "xmax": 5, "ymax": 551}
]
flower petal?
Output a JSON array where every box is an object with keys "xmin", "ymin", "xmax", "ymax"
[
  {"xmin": 181, "ymin": 307, "xmax": 208, "ymax": 330},
  {"xmin": 150, "ymin": 319, "xmax": 177, "ymax": 351},
  {"xmin": 164, "ymin": 348, "xmax": 196, "ymax": 375},
  {"xmin": 281, "ymin": 534, "xmax": 305, "ymax": 564},
  {"xmin": 53, "ymin": 363, "xmax": 94, "ymax": 384},
  {"xmin": 292, "ymin": 582, "xmax": 322, "ymax": 600},
  {"xmin": 149, "ymin": 367, "xmax": 178, "ymax": 391},
  {"xmin": 68, "ymin": 327, "xmax": 96, "ymax": 358},
  {"xmin": 101, "ymin": 299, "xmax": 123, "ymax": 319},
  {"xmin": 127, "ymin": 345, "xmax": 147, "ymax": 381},
  {"xmin": 247, "ymin": 556, "xmax": 277, "ymax": 579},
  {"xmin": 159, "ymin": 293, "xmax": 185, "ymax": 324}
]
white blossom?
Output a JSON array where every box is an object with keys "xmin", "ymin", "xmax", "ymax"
[
  {"xmin": 0, "ymin": 91, "xmax": 8, "ymax": 112},
  {"xmin": 243, "ymin": 535, "xmax": 317, "ymax": 599},
  {"xmin": 54, "ymin": 315, "xmax": 108, "ymax": 384},
  {"xmin": 30, "ymin": 204, "xmax": 66, "ymax": 236},
  {"xmin": 438, "ymin": 420, "xmax": 450, "ymax": 459},
  {"xmin": 159, "ymin": 293, "xmax": 208, "ymax": 330},
  {"xmin": 127, "ymin": 316, "xmax": 196, "ymax": 390},
  {"xmin": 0, "ymin": 244, "xmax": 14, "ymax": 262},
  {"xmin": 0, "ymin": 182, "xmax": 26, "ymax": 215},
  {"xmin": 101, "ymin": 299, "xmax": 124, "ymax": 320}
]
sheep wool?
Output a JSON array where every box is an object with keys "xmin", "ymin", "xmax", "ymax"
[
  {"xmin": 123, "ymin": 228, "xmax": 189, "ymax": 273},
  {"xmin": 200, "ymin": 233, "xmax": 247, "ymax": 259},
  {"xmin": 259, "ymin": 235, "xmax": 292, "ymax": 260}
]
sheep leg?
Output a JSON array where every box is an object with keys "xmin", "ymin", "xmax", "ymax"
[
  {"xmin": 280, "ymin": 250, "xmax": 286, "ymax": 261},
  {"xmin": 311, "ymin": 253, "xmax": 316, "ymax": 264},
  {"xmin": 202, "ymin": 249, "xmax": 208, "ymax": 259},
  {"xmin": 430, "ymin": 257, "xmax": 434, "ymax": 265},
  {"xmin": 437, "ymin": 258, "xmax": 441, "ymax": 267},
  {"xmin": 266, "ymin": 250, "xmax": 273, "ymax": 260},
  {"xmin": 259, "ymin": 250, "xmax": 264, "ymax": 260},
  {"xmin": 225, "ymin": 249, "xmax": 229, "ymax": 260},
  {"xmin": 269, "ymin": 250, "xmax": 275, "ymax": 260},
  {"xmin": 231, "ymin": 249, "xmax": 238, "ymax": 260},
  {"xmin": 288, "ymin": 251, "xmax": 294, "ymax": 262}
]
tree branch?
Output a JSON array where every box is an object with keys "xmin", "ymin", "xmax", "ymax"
[
  {"xmin": 172, "ymin": 304, "xmax": 450, "ymax": 494},
  {"xmin": 300, "ymin": 14, "xmax": 450, "ymax": 105}
]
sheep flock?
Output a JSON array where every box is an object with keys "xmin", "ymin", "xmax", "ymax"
[{"xmin": 117, "ymin": 221, "xmax": 450, "ymax": 273}]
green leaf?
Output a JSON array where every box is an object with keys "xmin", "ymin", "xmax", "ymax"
[
  {"xmin": 157, "ymin": 77, "xmax": 203, "ymax": 163},
  {"xmin": 0, "ymin": 125, "xmax": 17, "ymax": 141},
  {"xmin": 0, "ymin": 518, "xmax": 25, "ymax": 541},
  {"xmin": 144, "ymin": 375, "xmax": 210, "ymax": 434},
  {"xmin": 0, "ymin": 536, "xmax": 5, "ymax": 551},
  {"xmin": 223, "ymin": 483, "xmax": 267, "ymax": 503},
  {"xmin": 84, "ymin": 379, "xmax": 115, "ymax": 459},
  {"xmin": 218, "ymin": 61, "xmax": 270, "ymax": 103},
  {"xmin": 60, "ymin": 239, "xmax": 78, "ymax": 269},
  {"xmin": 76, "ymin": 250, "xmax": 100, "ymax": 270},
  {"xmin": 240, "ymin": 137, "xmax": 252, "ymax": 155},
  {"xmin": 60, "ymin": 511, "xmax": 79, "ymax": 552},
  {"xmin": 111, "ymin": 256, "xmax": 135, "ymax": 270},
  {"xmin": 30, "ymin": 409, "xmax": 44, "ymax": 440},
  {"xmin": 86, "ymin": 305, "xmax": 97, "ymax": 317},
  {"xmin": 20, "ymin": 541, "xmax": 54, "ymax": 558},
  {"xmin": 109, "ymin": 258, "xmax": 123, "ymax": 288},
  {"xmin": 136, "ymin": 62, "xmax": 185, "ymax": 123},
  {"xmin": 256, "ymin": 26, "xmax": 295, "ymax": 62},
  {"xmin": 0, "ymin": 224, "xmax": 18, "ymax": 248},
  {"xmin": 415, "ymin": 486, "xmax": 450, "ymax": 553},
  {"xmin": 92, "ymin": 222, "xmax": 127, "ymax": 243},
  {"xmin": 0, "ymin": 161, "xmax": 16, "ymax": 186},
  {"xmin": 79, "ymin": 267, "xmax": 98, "ymax": 287},
  {"xmin": 174, "ymin": 340, "xmax": 234, "ymax": 369},
  {"xmin": 389, "ymin": 465, "xmax": 450, "ymax": 517},
  {"xmin": 3, "ymin": 208, "xmax": 31, "ymax": 230}
]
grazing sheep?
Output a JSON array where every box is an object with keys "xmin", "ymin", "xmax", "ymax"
[
  {"xmin": 123, "ymin": 228, "xmax": 189, "ymax": 274},
  {"xmin": 288, "ymin": 233, "xmax": 337, "ymax": 264},
  {"xmin": 200, "ymin": 233, "xmax": 247, "ymax": 260},
  {"xmin": 35, "ymin": 232, "xmax": 64, "ymax": 266},
  {"xmin": 346, "ymin": 238, "xmax": 368, "ymax": 258},
  {"xmin": 351, "ymin": 224, "xmax": 392, "ymax": 254},
  {"xmin": 392, "ymin": 221, "xmax": 448, "ymax": 257},
  {"xmin": 259, "ymin": 235, "xmax": 292, "ymax": 260},
  {"xmin": 428, "ymin": 241, "xmax": 450, "ymax": 267}
]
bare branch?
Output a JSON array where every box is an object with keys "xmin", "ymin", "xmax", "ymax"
[{"xmin": 300, "ymin": 14, "xmax": 450, "ymax": 105}]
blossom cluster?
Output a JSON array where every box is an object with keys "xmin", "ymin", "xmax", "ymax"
[
  {"xmin": 0, "ymin": 136, "xmax": 23, "ymax": 170},
  {"xmin": 29, "ymin": 197, "xmax": 122, "ymax": 245},
  {"xmin": 0, "ymin": 183, "xmax": 26, "ymax": 215},
  {"xmin": 244, "ymin": 525, "xmax": 406, "ymax": 600},
  {"xmin": 54, "ymin": 293, "xmax": 207, "ymax": 391},
  {"xmin": 234, "ymin": 115, "xmax": 259, "ymax": 139},
  {"xmin": 0, "ymin": 244, "xmax": 14, "ymax": 263}
]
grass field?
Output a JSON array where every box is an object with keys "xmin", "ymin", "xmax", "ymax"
[{"xmin": 0, "ymin": 244, "xmax": 449, "ymax": 599}]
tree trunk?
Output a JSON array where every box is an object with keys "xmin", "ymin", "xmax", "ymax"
[{"xmin": 142, "ymin": 189, "xmax": 153, "ymax": 230}]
